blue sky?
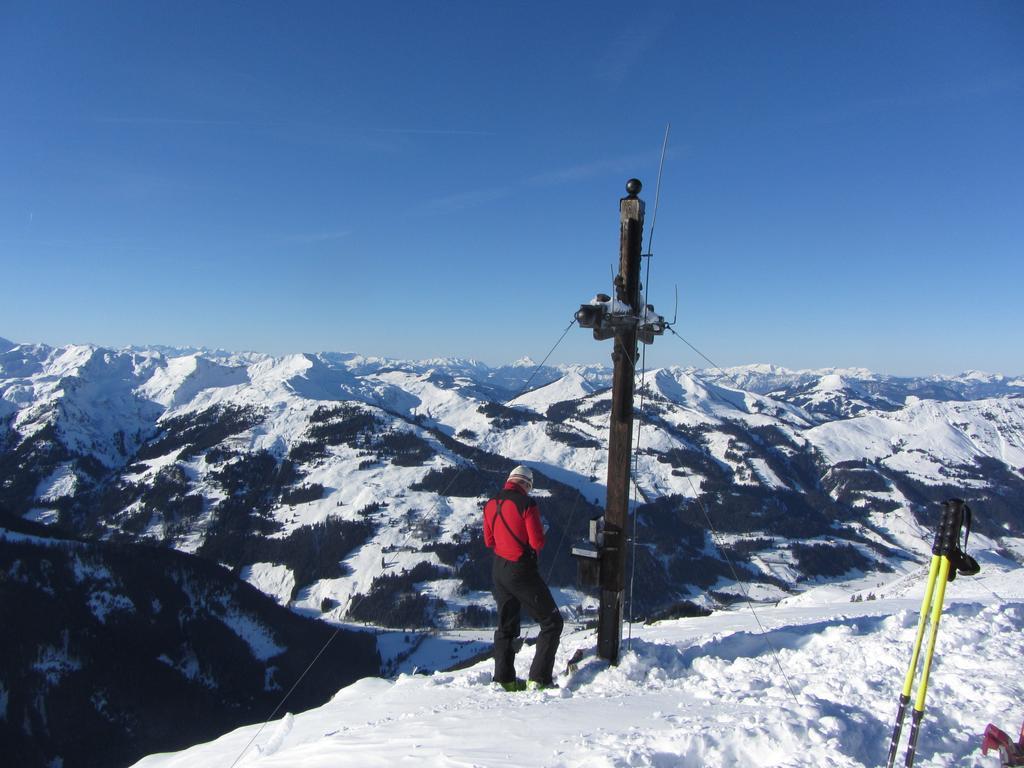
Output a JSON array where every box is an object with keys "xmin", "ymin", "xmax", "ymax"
[{"xmin": 1, "ymin": 1, "xmax": 1021, "ymax": 375}]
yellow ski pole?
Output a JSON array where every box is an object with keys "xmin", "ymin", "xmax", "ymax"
[
  {"xmin": 903, "ymin": 556, "xmax": 952, "ymax": 766},
  {"xmin": 885, "ymin": 498, "xmax": 977, "ymax": 768},
  {"xmin": 885, "ymin": 555, "xmax": 942, "ymax": 768}
]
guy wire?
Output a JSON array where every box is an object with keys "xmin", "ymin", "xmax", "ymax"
[
  {"xmin": 230, "ymin": 317, "xmax": 580, "ymax": 766},
  {"xmin": 390, "ymin": 313, "xmax": 580, "ymax": 563},
  {"xmin": 660, "ymin": 314, "xmax": 804, "ymax": 701},
  {"xmin": 384, "ymin": 314, "xmax": 580, "ymax": 583},
  {"xmin": 228, "ymin": 631, "xmax": 342, "ymax": 768},
  {"xmin": 666, "ymin": 326, "xmax": 736, "ymax": 385},
  {"xmin": 505, "ymin": 317, "xmax": 578, "ymax": 404},
  {"xmin": 626, "ymin": 339, "xmax": 649, "ymax": 650},
  {"xmin": 659, "ymin": 326, "xmax": 849, "ymax": 706},
  {"xmin": 682, "ymin": 473, "xmax": 801, "ymax": 705},
  {"xmin": 666, "ymin": 325, "xmax": 940, "ymax": 550}
]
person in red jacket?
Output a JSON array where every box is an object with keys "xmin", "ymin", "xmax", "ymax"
[{"xmin": 483, "ymin": 465, "xmax": 564, "ymax": 690}]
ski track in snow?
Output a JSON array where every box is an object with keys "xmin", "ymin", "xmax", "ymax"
[{"xmin": 133, "ymin": 568, "xmax": 1024, "ymax": 768}]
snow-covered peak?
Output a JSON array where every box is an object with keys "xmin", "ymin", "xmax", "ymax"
[
  {"xmin": 958, "ymin": 370, "xmax": 998, "ymax": 382},
  {"xmin": 814, "ymin": 373, "xmax": 847, "ymax": 392},
  {"xmin": 723, "ymin": 362, "xmax": 794, "ymax": 377},
  {"xmin": 249, "ymin": 353, "xmax": 313, "ymax": 382},
  {"xmin": 649, "ymin": 367, "xmax": 717, "ymax": 404},
  {"xmin": 139, "ymin": 353, "xmax": 250, "ymax": 409},
  {"xmin": 508, "ymin": 369, "xmax": 603, "ymax": 412},
  {"xmin": 44, "ymin": 343, "xmax": 102, "ymax": 378},
  {"xmin": 819, "ymin": 366, "xmax": 877, "ymax": 380},
  {"xmin": 806, "ymin": 396, "xmax": 1024, "ymax": 478},
  {"xmin": 647, "ymin": 367, "xmax": 813, "ymax": 428}
]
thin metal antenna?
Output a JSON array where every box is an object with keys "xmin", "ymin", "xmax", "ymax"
[
  {"xmin": 627, "ymin": 124, "xmax": 671, "ymax": 652},
  {"xmin": 642, "ymin": 124, "xmax": 670, "ymax": 308},
  {"xmin": 646, "ymin": 123, "xmax": 670, "ymax": 254}
]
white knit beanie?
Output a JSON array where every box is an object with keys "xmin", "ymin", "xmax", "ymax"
[{"xmin": 507, "ymin": 465, "xmax": 534, "ymax": 490}]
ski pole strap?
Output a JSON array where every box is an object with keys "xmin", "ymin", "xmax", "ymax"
[{"xmin": 933, "ymin": 499, "xmax": 980, "ymax": 580}]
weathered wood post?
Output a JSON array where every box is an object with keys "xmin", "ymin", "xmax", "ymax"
[
  {"xmin": 597, "ymin": 179, "xmax": 645, "ymax": 663},
  {"xmin": 571, "ymin": 178, "xmax": 664, "ymax": 665}
]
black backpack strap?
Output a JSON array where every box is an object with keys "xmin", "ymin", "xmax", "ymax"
[
  {"xmin": 498, "ymin": 488, "xmax": 532, "ymax": 515},
  {"xmin": 489, "ymin": 491, "xmax": 534, "ymax": 557}
]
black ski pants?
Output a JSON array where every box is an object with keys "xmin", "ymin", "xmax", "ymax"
[{"xmin": 492, "ymin": 555, "xmax": 564, "ymax": 686}]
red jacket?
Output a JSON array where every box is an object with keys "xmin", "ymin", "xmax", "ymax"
[{"xmin": 483, "ymin": 482, "xmax": 545, "ymax": 562}]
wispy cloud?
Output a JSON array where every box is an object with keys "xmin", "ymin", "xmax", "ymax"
[
  {"xmin": 371, "ymin": 127, "xmax": 497, "ymax": 137},
  {"xmin": 593, "ymin": 5, "xmax": 678, "ymax": 89},
  {"xmin": 0, "ymin": 234, "xmax": 159, "ymax": 252},
  {"xmin": 283, "ymin": 230, "xmax": 352, "ymax": 244},
  {"xmin": 18, "ymin": 114, "xmax": 499, "ymax": 142},
  {"xmin": 415, "ymin": 185, "xmax": 512, "ymax": 215},
  {"xmin": 413, "ymin": 146, "xmax": 678, "ymax": 217},
  {"xmin": 813, "ymin": 68, "xmax": 1024, "ymax": 125},
  {"xmin": 91, "ymin": 116, "xmax": 247, "ymax": 126},
  {"xmin": 526, "ymin": 152, "xmax": 659, "ymax": 187}
]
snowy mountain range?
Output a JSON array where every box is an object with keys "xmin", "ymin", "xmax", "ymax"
[
  {"xmin": 2, "ymin": 338, "xmax": 1022, "ymax": 620},
  {"xmin": 2, "ymin": 337, "xmax": 1023, "ymax": 766}
]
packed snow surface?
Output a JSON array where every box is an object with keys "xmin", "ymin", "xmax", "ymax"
[{"xmin": 134, "ymin": 563, "xmax": 1024, "ymax": 768}]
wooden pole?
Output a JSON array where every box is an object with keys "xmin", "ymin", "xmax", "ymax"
[{"xmin": 597, "ymin": 179, "xmax": 645, "ymax": 664}]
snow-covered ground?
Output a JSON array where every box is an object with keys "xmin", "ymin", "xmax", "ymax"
[{"xmin": 133, "ymin": 558, "xmax": 1024, "ymax": 768}]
